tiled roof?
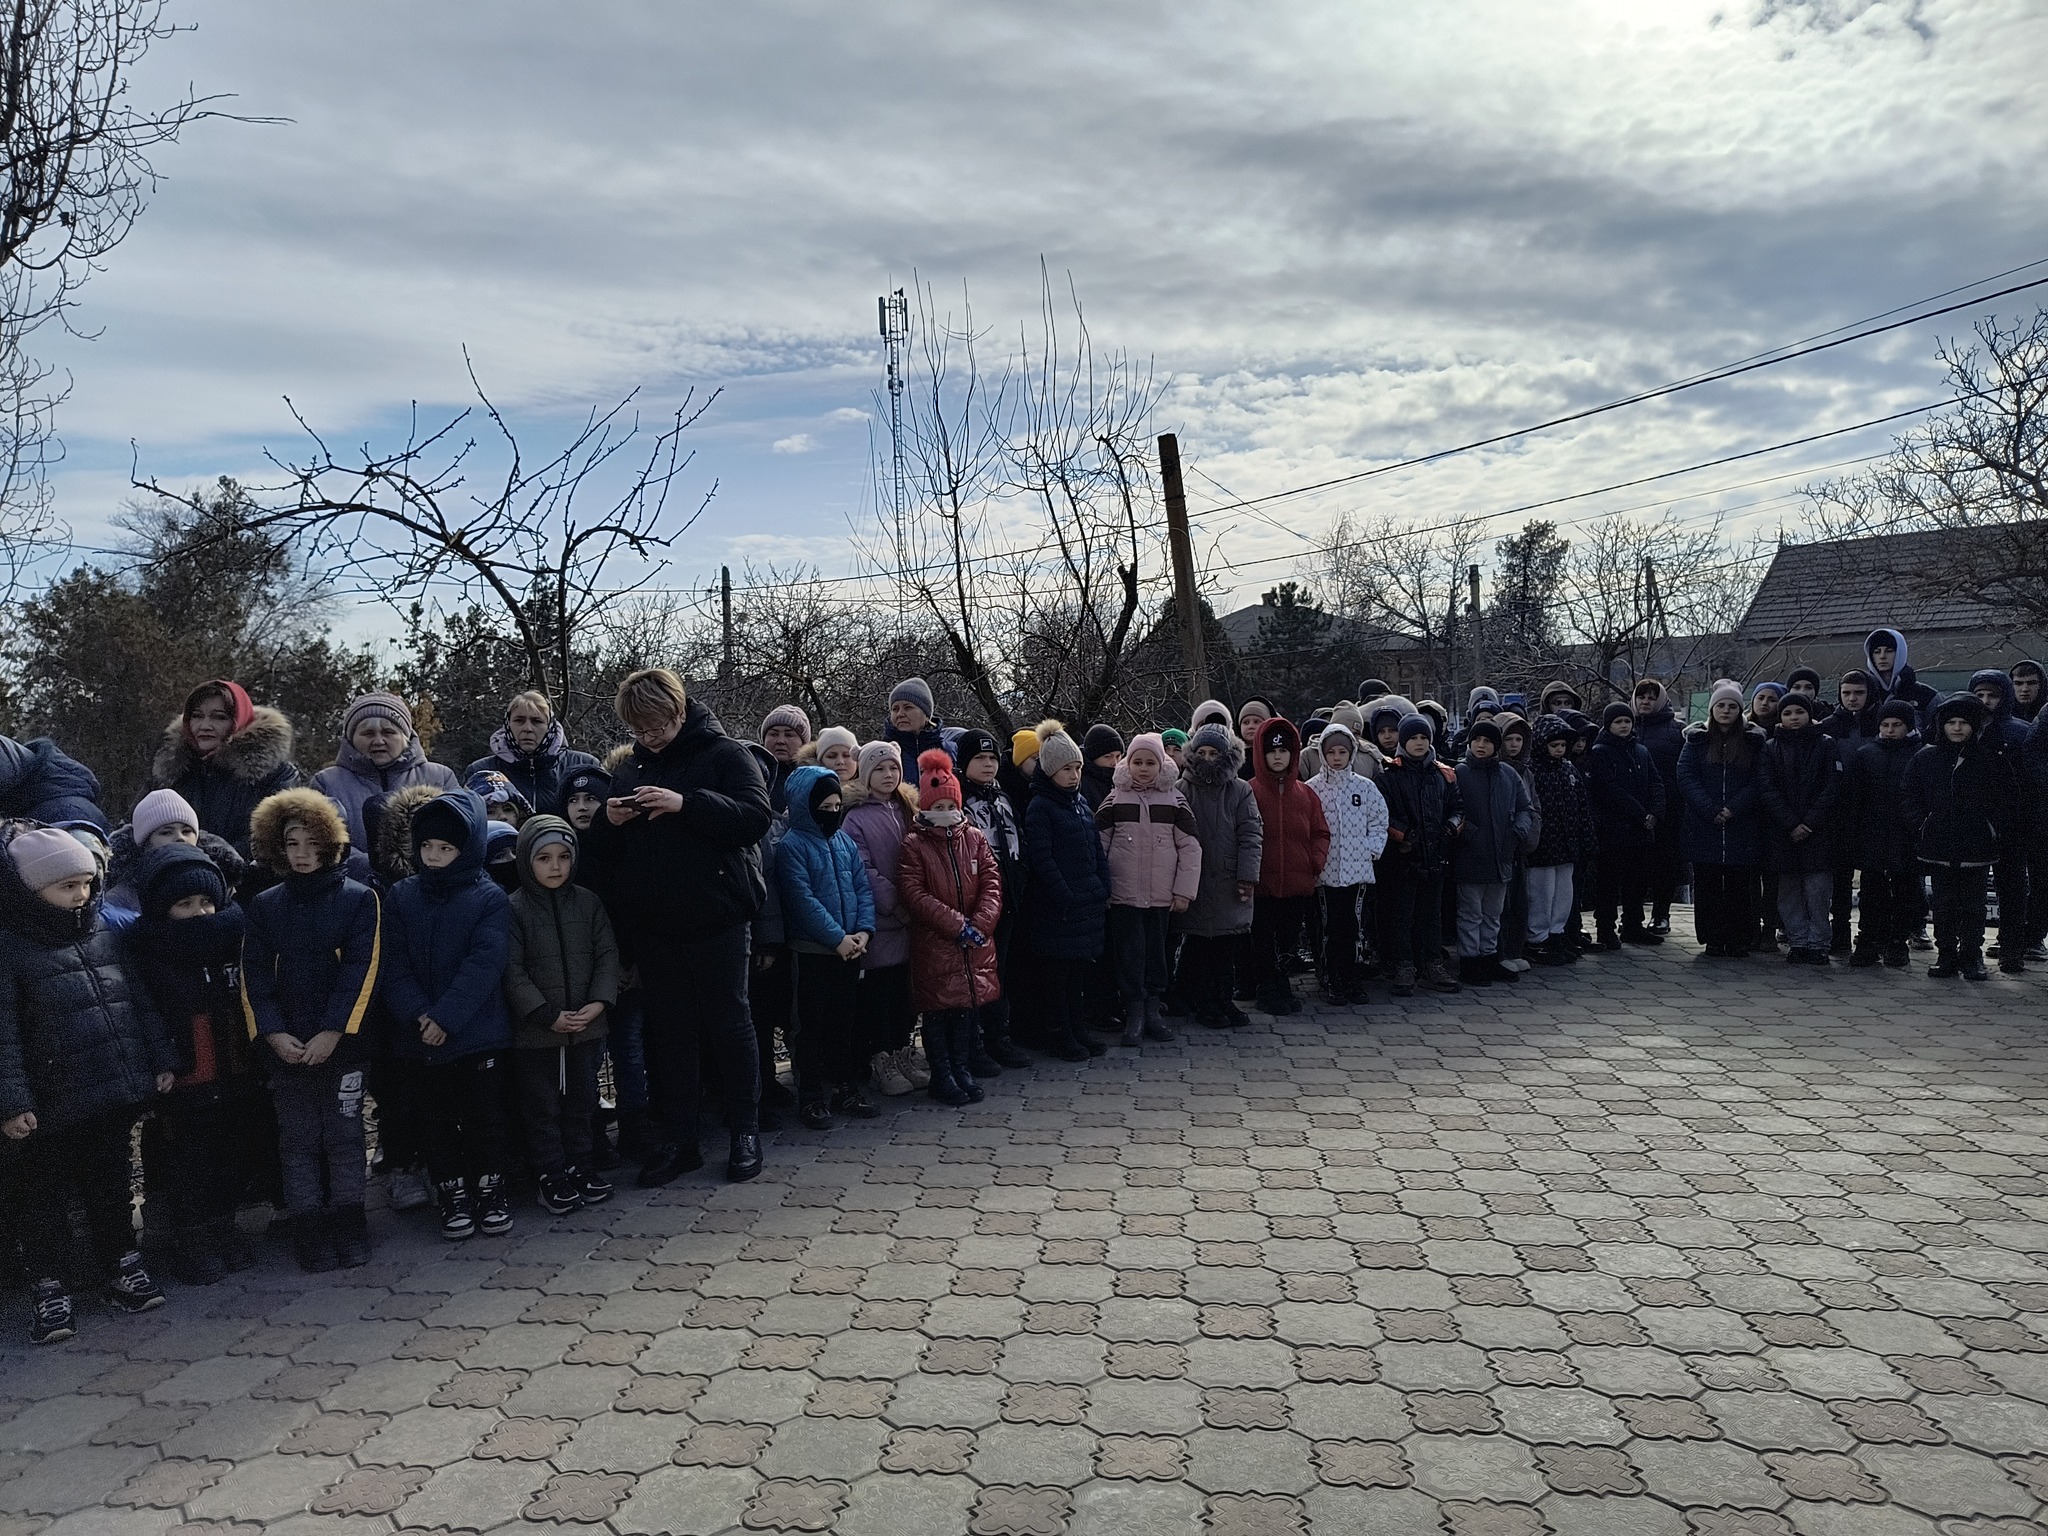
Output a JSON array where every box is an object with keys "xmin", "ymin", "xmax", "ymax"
[{"xmin": 1734, "ymin": 528, "xmax": 2024, "ymax": 644}]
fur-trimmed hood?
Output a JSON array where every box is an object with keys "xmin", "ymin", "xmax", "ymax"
[
  {"xmin": 249, "ymin": 787, "xmax": 348, "ymax": 874},
  {"xmin": 374, "ymin": 782, "xmax": 447, "ymax": 882},
  {"xmin": 153, "ymin": 705, "xmax": 297, "ymax": 789},
  {"xmin": 842, "ymin": 773, "xmax": 920, "ymax": 817}
]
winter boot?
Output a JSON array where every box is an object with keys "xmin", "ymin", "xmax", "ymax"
[
  {"xmin": 1421, "ymin": 962, "xmax": 1462, "ymax": 994},
  {"xmin": 949, "ymin": 1014, "xmax": 986, "ymax": 1103},
  {"xmin": 166, "ymin": 1224, "xmax": 226, "ymax": 1287},
  {"xmin": 330, "ymin": 1206, "xmax": 371, "ymax": 1269},
  {"xmin": 1928, "ymin": 951, "xmax": 1961, "ymax": 980},
  {"xmin": 1849, "ymin": 945, "xmax": 1880, "ymax": 968},
  {"xmin": 1962, "ymin": 950, "xmax": 1990, "ymax": 981},
  {"xmin": 209, "ymin": 1214, "xmax": 258, "ymax": 1274},
  {"xmin": 964, "ymin": 1017, "xmax": 1003, "ymax": 1079},
  {"xmin": 475, "ymin": 1174, "xmax": 514, "ymax": 1236},
  {"xmin": 107, "ymin": 1251, "xmax": 165, "ymax": 1313},
  {"xmin": 617, "ymin": 1107, "xmax": 660, "ymax": 1164},
  {"xmin": 1120, "ymin": 1000, "xmax": 1146, "ymax": 1048},
  {"xmin": 924, "ymin": 1018, "xmax": 970, "ymax": 1106},
  {"xmin": 1142, "ymin": 996, "xmax": 1176, "ymax": 1042},
  {"xmin": 437, "ymin": 1179, "xmax": 476, "ymax": 1241},
  {"xmin": 870, "ymin": 1051, "xmax": 914, "ymax": 1097},
  {"xmin": 292, "ymin": 1212, "xmax": 339, "ymax": 1271},
  {"xmin": 1597, "ymin": 926, "xmax": 1621, "ymax": 951},
  {"xmin": 1457, "ymin": 956, "xmax": 1491, "ymax": 988},
  {"xmin": 28, "ymin": 1279, "xmax": 74, "ymax": 1344},
  {"xmin": 1391, "ymin": 964, "xmax": 1417, "ymax": 998},
  {"xmin": 1882, "ymin": 943, "xmax": 1910, "ymax": 969},
  {"xmin": 980, "ymin": 1010, "xmax": 1032, "ymax": 1069}
]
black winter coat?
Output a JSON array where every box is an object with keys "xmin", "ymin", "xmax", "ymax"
[
  {"xmin": 1850, "ymin": 735, "xmax": 1922, "ymax": 872},
  {"xmin": 241, "ymin": 864, "xmax": 382, "ymax": 1060},
  {"xmin": 1527, "ymin": 755, "xmax": 1595, "ymax": 869},
  {"xmin": 151, "ymin": 707, "xmax": 305, "ymax": 860},
  {"xmin": 1757, "ymin": 722, "xmax": 1844, "ymax": 874},
  {"xmin": 581, "ymin": 698, "xmax": 772, "ymax": 957},
  {"xmin": 1634, "ymin": 706, "xmax": 1685, "ymax": 845},
  {"xmin": 1023, "ymin": 778, "xmax": 1110, "ymax": 960},
  {"xmin": 1676, "ymin": 723, "xmax": 1767, "ymax": 868},
  {"xmin": 465, "ymin": 717, "xmax": 602, "ymax": 819},
  {"xmin": 1379, "ymin": 750, "xmax": 1463, "ymax": 876},
  {"xmin": 0, "ymin": 828, "xmax": 172, "ymax": 1132},
  {"xmin": 1588, "ymin": 730, "xmax": 1666, "ymax": 853},
  {"xmin": 1904, "ymin": 739, "xmax": 2015, "ymax": 868},
  {"xmin": 127, "ymin": 896, "xmax": 252, "ymax": 1096}
]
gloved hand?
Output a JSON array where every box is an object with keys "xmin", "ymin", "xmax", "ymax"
[{"xmin": 959, "ymin": 923, "xmax": 987, "ymax": 948}]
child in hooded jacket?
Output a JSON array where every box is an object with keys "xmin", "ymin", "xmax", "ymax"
[
  {"xmin": 901, "ymin": 750, "xmax": 1005, "ymax": 1101},
  {"xmin": 1525, "ymin": 715, "xmax": 1595, "ymax": 964},
  {"xmin": 1588, "ymin": 703, "xmax": 1668, "ymax": 948},
  {"xmin": 1096, "ymin": 733, "xmax": 1200, "ymax": 1045},
  {"xmin": 775, "ymin": 764, "xmax": 876, "ymax": 1124},
  {"xmin": 381, "ymin": 789, "xmax": 515, "ymax": 1241},
  {"xmin": 843, "ymin": 741, "xmax": 917, "ymax": 1112},
  {"xmin": 1310, "ymin": 723, "xmax": 1387, "ymax": 1004},
  {"xmin": 1, "ymin": 822, "xmax": 174, "ymax": 1342},
  {"xmin": 1378, "ymin": 715, "xmax": 1464, "ymax": 996},
  {"xmin": 1905, "ymin": 693, "xmax": 2016, "ymax": 981},
  {"xmin": 1452, "ymin": 719, "xmax": 1535, "ymax": 986},
  {"xmin": 1247, "ymin": 719, "xmax": 1330, "ymax": 1015},
  {"xmin": 1024, "ymin": 730, "xmax": 1111, "ymax": 1060},
  {"xmin": 505, "ymin": 816, "xmax": 621, "ymax": 1215},
  {"xmin": 1757, "ymin": 693, "xmax": 1844, "ymax": 964},
  {"xmin": 957, "ymin": 728, "xmax": 1031, "ymax": 1068},
  {"xmin": 1849, "ymin": 699, "xmax": 1923, "ymax": 969},
  {"xmin": 1173, "ymin": 725, "xmax": 1263, "ymax": 1030}
]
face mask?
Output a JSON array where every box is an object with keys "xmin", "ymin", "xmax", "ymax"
[
  {"xmin": 813, "ymin": 807, "xmax": 844, "ymax": 837},
  {"xmin": 920, "ymin": 807, "xmax": 964, "ymax": 828}
]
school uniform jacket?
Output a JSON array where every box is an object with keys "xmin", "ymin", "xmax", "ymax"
[{"xmin": 241, "ymin": 864, "xmax": 381, "ymax": 1061}]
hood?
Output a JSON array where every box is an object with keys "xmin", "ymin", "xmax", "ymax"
[
  {"xmin": 1932, "ymin": 691, "xmax": 1988, "ymax": 738},
  {"xmin": 514, "ymin": 813, "xmax": 579, "ymax": 896},
  {"xmin": 746, "ymin": 740, "xmax": 795, "ymax": 813},
  {"xmin": 1634, "ymin": 679, "xmax": 1667, "ymax": 707},
  {"xmin": 1314, "ymin": 723, "xmax": 1359, "ymax": 775},
  {"xmin": 491, "ymin": 715, "xmax": 570, "ymax": 766},
  {"xmin": 153, "ymin": 704, "xmax": 297, "ymax": 789},
  {"xmin": 1533, "ymin": 713, "xmax": 1574, "ymax": 748},
  {"xmin": 410, "ymin": 787, "xmax": 490, "ymax": 893},
  {"xmin": 783, "ymin": 764, "xmax": 844, "ymax": 840},
  {"xmin": 1538, "ymin": 680, "xmax": 1583, "ymax": 713},
  {"xmin": 1112, "ymin": 749, "xmax": 1180, "ymax": 792},
  {"xmin": 250, "ymin": 787, "xmax": 349, "ymax": 875},
  {"xmin": 1467, "ymin": 686, "xmax": 1500, "ymax": 716},
  {"xmin": 1250, "ymin": 717, "xmax": 1302, "ymax": 787},
  {"xmin": 132, "ymin": 840, "xmax": 229, "ymax": 921},
  {"xmin": 0, "ymin": 819, "xmax": 99, "ymax": 945},
  {"xmin": 1865, "ymin": 627, "xmax": 1911, "ymax": 685},
  {"xmin": 1969, "ymin": 668, "xmax": 2016, "ymax": 721},
  {"xmin": 602, "ymin": 741, "xmax": 637, "ymax": 774},
  {"xmin": 1184, "ymin": 724, "xmax": 1245, "ymax": 787},
  {"xmin": 374, "ymin": 783, "xmax": 446, "ymax": 879},
  {"xmin": 334, "ymin": 731, "xmax": 430, "ymax": 781}
]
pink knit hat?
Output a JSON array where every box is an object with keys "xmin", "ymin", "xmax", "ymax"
[{"xmin": 132, "ymin": 788, "xmax": 199, "ymax": 847}]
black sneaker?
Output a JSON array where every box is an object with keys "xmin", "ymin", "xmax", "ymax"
[
  {"xmin": 438, "ymin": 1179, "xmax": 476, "ymax": 1241},
  {"xmin": 330, "ymin": 1206, "xmax": 371, "ymax": 1269},
  {"xmin": 29, "ymin": 1279, "xmax": 74, "ymax": 1344},
  {"xmin": 574, "ymin": 1167, "xmax": 614, "ymax": 1206},
  {"xmin": 799, "ymin": 1099, "xmax": 834, "ymax": 1131},
  {"xmin": 107, "ymin": 1251, "xmax": 165, "ymax": 1314},
  {"xmin": 830, "ymin": 1085, "xmax": 881, "ymax": 1120},
  {"xmin": 475, "ymin": 1175, "xmax": 514, "ymax": 1236},
  {"xmin": 537, "ymin": 1172, "xmax": 583, "ymax": 1215},
  {"xmin": 1928, "ymin": 958, "xmax": 1961, "ymax": 979},
  {"xmin": 1882, "ymin": 945, "xmax": 1910, "ymax": 969}
]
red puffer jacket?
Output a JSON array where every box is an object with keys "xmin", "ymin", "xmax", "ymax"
[
  {"xmin": 1249, "ymin": 717, "xmax": 1330, "ymax": 899},
  {"xmin": 899, "ymin": 818, "xmax": 1004, "ymax": 1013}
]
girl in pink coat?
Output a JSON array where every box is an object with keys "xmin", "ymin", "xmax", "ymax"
[{"xmin": 1095, "ymin": 733, "xmax": 1200, "ymax": 1045}]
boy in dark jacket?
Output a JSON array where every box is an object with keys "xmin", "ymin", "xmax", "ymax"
[
  {"xmin": 243, "ymin": 789, "xmax": 381, "ymax": 1271},
  {"xmin": 957, "ymin": 728, "xmax": 1031, "ymax": 1067},
  {"xmin": 382, "ymin": 789, "xmax": 515, "ymax": 1240},
  {"xmin": 1969, "ymin": 669, "xmax": 2033, "ymax": 971},
  {"xmin": 1, "ymin": 823, "xmax": 173, "ymax": 1342},
  {"xmin": 1452, "ymin": 720, "xmax": 1535, "ymax": 985},
  {"xmin": 1525, "ymin": 716, "xmax": 1595, "ymax": 965},
  {"xmin": 775, "ymin": 765, "xmax": 876, "ymax": 1126},
  {"xmin": 1849, "ymin": 700, "xmax": 1922, "ymax": 970},
  {"xmin": 127, "ymin": 843, "xmax": 258, "ymax": 1284},
  {"xmin": 1378, "ymin": 715, "xmax": 1463, "ymax": 996},
  {"xmin": 1866, "ymin": 628, "xmax": 1937, "ymax": 726},
  {"xmin": 1905, "ymin": 694, "xmax": 2015, "ymax": 980},
  {"xmin": 1630, "ymin": 680, "xmax": 1686, "ymax": 934},
  {"xmin": 1024, "ymin": 731, "xmax": 1111, "ymax": 1058},
  {"xmin": 506, "ymin": 816, "xmax": 621, "ymax": 1213},
  {"xmin": 1758, "ymin": 695, "xmax": 1844, "ymax": 964},
  {"xmin": 1588, "ymin": 703, "xmax": 1667, "ymax": 948}
]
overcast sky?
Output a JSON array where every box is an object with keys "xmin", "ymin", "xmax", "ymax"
[{"xmin": 38, "ymin": 0, "xmax": 2048, "ymax": 625}]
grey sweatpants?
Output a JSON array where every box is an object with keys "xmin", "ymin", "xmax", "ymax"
[
  {"xmin": 1777, "ymin": 869, "xmax": 1833, "ymax": 953},
  {"xmin": 1455, "ymin": 882, "xmax": 1507, "ymax": 957},
  {"xmin": 1524, "ymin": 865, "xmax": 1575, "ymax": 942},
  {"xmin": 271, "ymin": 1059, "xmax": 368, "ymax": 1214}
]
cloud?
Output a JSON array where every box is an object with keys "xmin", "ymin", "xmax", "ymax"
[
  {"xmin": 826, "ymin": 407, "xmax": 868, "ymax": 423},
  {"xmin": 771, "ymin": 433, "xmax": 818, "ymax": 455}
]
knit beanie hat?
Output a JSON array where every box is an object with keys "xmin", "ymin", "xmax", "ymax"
[
  {"xmin": 1877, "ymin": 699, "xmax": 1919, "ymax": 728},
  {"xmin": 953, "ymin": 727, "xmax": 1001, "ymax": 768},
  {"xmin": 857, "ymin": 740, "xmax": 902, "ymax": 787},
  {"xmin": 1750, "ymin": 681, "xmax": 1785, "ymax": 703},
  {"xmin": 1301, "ymin": 717, "xmax": 1330, "ymax": 741},
  {"xmin": 888, "ymin": 677, "xmax": 936, "ymax": 719},
  {"xmin": 1709, "ymin": 680, "xmax": 1744, "ymax": 713},
  {"xmin": 1776, "ymin": 692, "xmax": 1812, "ymax": 720},
  {"xmin": 1602, "ymin": 701, "xmax": 1634, "ymax": 729},
  {"xmin": 1036, "ymin": 731, "xmax": 1083, "ymax": 776},
  {"xmin": 132, "ymin": 788, "xmax": 199, "ymax": 846},
  {"xmin": 343, "ymin": 691, "xmax": 414, "ymax": 741},
  {"xmin": 9, "ymin": 826, "xmax": 97, "ymax": 891},
  {"xmin": 1187, "ymin": 723, "xmax": 1233, "ymax": 758},
  {"xmin": 1787, "ymin": 667, "xmax": 1821, "ymax": 692},
  {"xmin": 1467, "ymin": 686, "xmax": 1500, "ymax": 716},
  {"xmin": 1467, "ymin": 718, "xmax": 1504, "ymax": 749},
  {"xmin": 139, "ymin": 844, "xmax": 227, "ymax": 920},
  {"xmin": 816, "ymin": 725, "xmax": 859, "ymax": 758},
  {"xmin": 1081, "ymin": 723, "xmax": 1124, "ymax": 762},
  {"xmin": 1160, "ymin": 728, "xmax": 1188, "ymax": 748},
  {"xmin": 560, "ymin": 764, "xmax": 612, "ymax": 802},
  {"xmin": 760, "ymin": 704, "xmax": 812, "ymax": 743},
  {"xmin": 1358, "ymin": 678, "xmax": 1390, "ymax": 701},
  {"xmin": 1534, "ymin": 713, "xmax": 1572, "ymax": 746},
  {"xmin": 1125, "ymin": 731, "xmax": 1166, "ymax": 767},
  {"xmin": 1190, "ymin": 699, "xmax": 1234, "ymax": 734},
  {"xmin": 916, "ymin": 749, "xmax": 961, "ymax": 811},
  {"xmin": 1009, "ymin": 728, "xmax": 1041, "ymax": 767},
  {"xmin": 1397, "ymin": 715, "xmax": 1433, "ymax": 748}
]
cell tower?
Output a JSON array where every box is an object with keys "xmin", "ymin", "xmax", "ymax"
[{"xmin": 878, "ymin": 289, "xmax": 908, "ymax": 597}]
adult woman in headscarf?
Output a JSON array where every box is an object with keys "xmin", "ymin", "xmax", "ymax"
[
  {"xmin": 312, "ymin": 693, "xmax": 462, "ymax": 852},
  {"xmin": 150, "ymin": 680, "xmax": 304, "ymax": 860},
  {"xmin": 466, "ymin": 691, "xmax": 602, "ymax": 818}
]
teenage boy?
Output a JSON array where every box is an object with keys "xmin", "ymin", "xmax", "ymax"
[
  {"xmin": 1905, "ymin": 694, "xmax": 2015, "ymax": 980},
  {"xmin": 1588, "ymin": 704, "xmax": 1666, "ymax": 948},
  {"xmin": 1452, "ymin": 719, "xmax": 1534, "ymax": 985},
  {"xmin": 1849, "ymin": 700, "xmax": 1922, "ymax": 969},
  {"xmin": 1758, "ymin": 693, "xmax": 1844, "ymax": 964},
  {"xmin": 1378, "ymin": 715, "xmax": 1463, "ymax": 996},
  {"xmin": 1631, "ymin": 681, "xmax": 1686, "ymax": 935}
]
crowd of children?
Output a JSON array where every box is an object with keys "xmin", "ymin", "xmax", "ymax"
[{"xmin": 1, "ymin": 628, "xmax": 2041, "ymax": 1342}]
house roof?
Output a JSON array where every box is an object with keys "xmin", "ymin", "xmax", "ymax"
[
  {"xmin": 1218, "ymin": 599, "xmax": 1421, "ymax": 653},
  {"xmin": 1735, "ymin": 528, "xmax": 2026, "ymax": 645}
]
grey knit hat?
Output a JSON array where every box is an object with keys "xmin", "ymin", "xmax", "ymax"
[
  {"xmin": 888, "ymin": 677, "xmax": 936, "ymax": 718},
  {"xmin": 1035, "ymin": 730, "xmax": 1082, "ymax": 776},
  {"xmin": 760, "ymin": 703, "xmax": 812, "ymax": 742}
]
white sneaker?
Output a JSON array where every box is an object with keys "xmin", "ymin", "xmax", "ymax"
[
  {"xmin": 897, "ymin": 1044, "xmax": 931, "ymax": 1090},
  {"xmin": 871, "ymin": 1051, "xmax": 914, "ymax": 1097},
  {"xmin": 387, "ymin": 1166, "xmax": 432, "ymax": 1211},
  {"xmin": 1501, "ymin": 957, "xmax": 1531, "ymax": 974}
]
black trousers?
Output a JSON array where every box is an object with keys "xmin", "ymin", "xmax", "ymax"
[
  {"xmin": 1251, "ymin": 894, "xmax": 1312, "ymax": 991},
  {"xmin": 1038, "ymin": 953, "xmax": 1092, "ymax": 1045},
  {"xmin": 1172, "ymin": 934, "xmax": 1237, "ymax": 1019},
  {"xmin": 2025, "ymin": 842, "xmax": 2048, "ymax": 949},
  {"xmin": 1108, "ymin": 905, "xmax": 1171, "ymax": 1006},
  {"xmin": 1930, "ymin": 865, "xmax": 1989, "ymax": 959},
  {"xmin": 1320, "ymin": 885, "xmax": 1364, "ymax": 991},
  {"xmin": 1857, "ymin": 868, "xmax": 1916, "ymax": 953},
  {"xmin": 1693, "ymin": 863, "xmax": 1755, "ymax": 952},
  {"xmin": 419, "ymin": 1053, "xmax": 510, "ymax": 1185},
  {"xmin": 1830, "ymin": 861, "xmax": 1856, "ymax": 952},
  {"xmin": 750, "ymin": 943, "xmax": 794, "ymax": 1093},
  {"xmin": 153, "ymin": 1091, "xmax": 255, "ymax": 1226},
  {"xmin": 856, "ymin": 963, "xmax": 914, "ymax": 1059},
  {"xmin": 513, "ymin": 1040, "xmax": 602, "ymax": 1175},
  {"xmin": 1755, "ymin": 868, "xmax": 1780, "ymax": 943},
  {"xmin": 1596, "ymin": 855, "xmax": 1649, "ymax": 936},
  {"xmin": 1647, "ymin": 823, "xmax": 1683, "ymax": 921},
  {"xmin": 792, "ymin": 950, "xmax": 862, "ymax": 1099},
  {"xmin": 1379, "ymin": 860, "xmax": 1442, "ymax": 972},
  {"xmin": 639, "ymin": 928, "xmax": 760, "ymax": 1150},
  {"xmin": 5, "ymin": 1107, "xmax": 138, "ymax": 1280},
  {"xmin": 1995, "ymin": 854, "xmax": 2029, "ymax": 940},
  {"xmin": 984, "ymin": 908, "xmax": 1018, "ymax": 1036}
]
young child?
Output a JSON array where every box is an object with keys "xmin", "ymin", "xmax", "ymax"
[
  {"xmin": 505, "ymin": 816, "xmax": 620, "ymax": 1213},
  {"xmin": 1310, "ymin": 723, "xmax": 1387, "ymax": 1004},
  {"xmin": 1849, "ymin": 699, "xmax": 1922, "ymax": 969},
  {"xmin": 775, "ymin": 765, "xmax": 875, "ymax": 1120},
  {"xmin": 842, "ymin": 742, "xmax": 916, "ymax": 1115},
  {"xmin": 816, "ymin": 727, "xmax": 860, "ymax": 784},
  {"xmin": 1160, "ymin": 728, "xmax": 1189, "ymax": 773},
  {"xmin": 1526, "ymin": 716, "xmax": 1595, "ymax": 964},
  {"xmin": 1758, "ymin": 692, "xmax": 1844, "ymax": 965},
  {"xmin": 1079, "ymin": 724, "xmax": 1123, "ymax": 813},
  {"xmin": 1905, "ymin": 694, "xmax": 2014, "ymax": 980},
  {"xmin": 1096, "ymin": 733, "xmax": 1200, "ymax": 1044},
  {"xmin": 243, "ymin": 789, "xmax": 381, "ymax": 1271},
  {"xmin": 1172, "ymin": 726, "xmax": 1262, "ymax": 1030},
  {"xmin": 1452, "ymin": 719, "xmax": 1535, "ymax": 986},
  {"xmin": 467, "ymin": 769, "xmax": 533, "ymax": 828},
  {"xmin": 1493, "ymin": 712, "xmax": 1537, "ymax": 972},
  {"xmin": 485, "ymin": 821, "xmax": 520, "ymax": 891},
  {"xmin": 956, "ymin": 728, "xmax": 1030, "ymax": 1068},
  {"xmin": 1247, "ymin": 719, "xmax": 1330, "ymax": 1014},
  {"xmin": 1377, "ymin": 715, "xmax": 1463, "ymax": 996},
  {"xmin": 127, "ymin": 843, "xmax": 258, "ymax": 1284},
  {"xmin": 1024, "ymin": 730, "xmax": 1111, "ymax": 1058},
  {"xmin": 901, "ymin": 750, "xmax": 1005, "ymax": 1099},
  {"xmin": 1, "ymin": 823, "xmax": 174, "ymax": 1342},
  {"xmin": 559, "ymin": 765, "xmax": 610, "ymax": 834},
  {"xmin": 1588, "ymin": 703, "xmax": 1667, "ymax": 948},
  {"xmin": 382, "ymin": 789, "xmax": 515, "ymax": 1240}
]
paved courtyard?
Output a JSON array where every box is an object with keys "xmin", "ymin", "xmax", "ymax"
[{"xmin": 5, "ymin": 932, "xmax": 2048, "ymax": 1536}]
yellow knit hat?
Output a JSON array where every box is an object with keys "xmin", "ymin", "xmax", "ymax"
[{"xmin": 1011, "ymin": 728, "xmax": 1040, "ymax": 767}]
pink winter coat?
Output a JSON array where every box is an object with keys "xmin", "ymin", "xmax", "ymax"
[{"xmin": 1095, "ymin": 757, "xmax": 1202, "ymax": 909}]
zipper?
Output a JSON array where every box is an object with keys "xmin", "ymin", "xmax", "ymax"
[{"xmin": 945, "ymin": 833, "xmax": 979, "ymax": 1009}]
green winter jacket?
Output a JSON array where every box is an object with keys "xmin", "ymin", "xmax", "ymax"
[{"xmin": 504, "ymin": 817, "xmax": 620, "ymax": 1050}]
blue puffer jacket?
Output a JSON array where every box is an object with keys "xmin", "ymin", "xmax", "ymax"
[
  {"xmin": 382, "ymin": 789, "xmax": 512, "ymax": 1063},
  {"xmin": 0, "ymin": 735, "xmax": 107, "ymax": 830},
  {"xmin": 1675, "ymin": 722, "xmax": 1767, "ymax": 867},
  {"xmin": 775, "ymin": 765, "xmax": 875, "ymax": 955},
  {"xmin": 1024, "ymin": 777, "xmax": 1110, "ymax": 960},
  {"xmin": 241, "ymin": 867, "xmax": 381, "ymax": 1062}
]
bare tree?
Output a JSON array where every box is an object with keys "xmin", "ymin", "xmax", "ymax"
[
  {"xmin": 1314, "ymin": 509, "xmax": 1484, "ymax": 701},
  {"xmin": 1551, "ymin": 510, "xmax": 1755, "ymax": 698}
]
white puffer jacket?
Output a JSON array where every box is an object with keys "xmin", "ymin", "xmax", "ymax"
[{"xmin": 1313, "ymin": 762, "xmax": 1389, "ymax": 887}]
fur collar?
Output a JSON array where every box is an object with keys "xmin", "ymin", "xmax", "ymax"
[
  {"xmin": 153, "ymin": 705, "xmax": 297, "ymax": 787},
  {"xmin": 374, "ymin": 783, "xmax": 447, "ymax": 881}
]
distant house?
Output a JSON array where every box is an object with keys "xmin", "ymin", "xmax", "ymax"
[{"xmin": 1735, "ymin": 529, "xmax": 2048, "ymax": 694}]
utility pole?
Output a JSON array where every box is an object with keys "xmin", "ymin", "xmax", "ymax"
[
  {"xmin": 1157, "ymin": 433, "xmax": 1209, "ymax": 706},
  {"xmin": 878, "ymin": 290, "xmax": 909, "ymax": 616},
  {"xmin": 720, "ymin": 565, "xmax": 734, "ymax": 683},
  {"xmin": 1467, "ymin": 563, "xmax": 1483, "ymax": 711}
]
